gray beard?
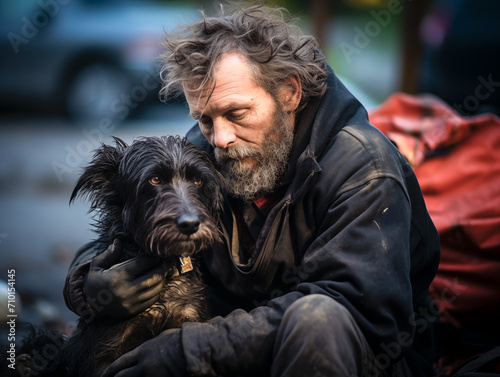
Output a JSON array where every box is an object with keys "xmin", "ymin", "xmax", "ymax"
[{"xmin": 214, "ymin": 106, "xmax": 294, "ymax": 202}]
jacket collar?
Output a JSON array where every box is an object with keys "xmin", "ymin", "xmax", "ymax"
[
  {"xmin": 284, "ymin": 65, "xmax": 369, "ymax": 199},
  {"xmin": 303, "ymin": 65, "xmax": 368, "ymax": 160}
]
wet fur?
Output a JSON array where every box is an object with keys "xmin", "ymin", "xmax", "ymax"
[{"xmin": 14, "ymin": 136, "xmax": 225, "ymax": 376}]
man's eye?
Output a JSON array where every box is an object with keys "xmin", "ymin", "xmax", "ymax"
[
  {"xmin": 229, "ymin": 111, "xmax": 245, "ymax": 121},
  {"xmin": 199, "ymin": 117, "xmax": 213, "ymax": 128},
  {"xmin": 194, "ymin": 177, "xmax": 203, "ymax": 187},
  {"xmin": 149, "ymin": 176, "xmax": 161, "ymax": 185}
]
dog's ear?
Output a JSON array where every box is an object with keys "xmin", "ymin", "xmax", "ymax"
[
  {"xmin": 70, "ymin": 137, "xmax": 128, "ymax": 211},
  {"xmin": 203, "ymin": 158, "xmax": 227, "ymax": 219}
]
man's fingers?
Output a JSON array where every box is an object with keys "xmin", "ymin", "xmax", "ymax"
[
  {"xmin": 127, "ymin": 296, "xmax": 161, "ymax": 316},
  {"xmin": 101, "ymin": 350, "xmax": 139, "ymax": 377},
  {"xmin": 138, "ymin": 292, "xmax": 163, "ymax": 311},
  {"xmin": 132, "ymin": 264, "xmax": 167, "ymax": 287},
  {"xmin": 111, "ymin": 255, "xmax": 161, "ymax": 277},
  {"xmin": 112, "ymin": 366, "xmax": 143, "ymax": 377},
  {"xmin": 135, "ymin": 279, "xmax": 165, "ymax": 301},
  {"xmin": 91, "ymin": 239, "xmax": 123, "ymax": 269},
  {"xmin": 103, "ymin": 365, "xmax": 142, "ymax": 377}
]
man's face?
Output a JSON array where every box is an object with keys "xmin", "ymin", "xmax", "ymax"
[{"xmin": 184, "ymin": 52, "xmax": 296, "ymax": 201}]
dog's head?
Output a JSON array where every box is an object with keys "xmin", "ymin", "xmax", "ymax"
[{"xmin": 70, "ymin": 136, "xmax": 225, "ymax": 258}]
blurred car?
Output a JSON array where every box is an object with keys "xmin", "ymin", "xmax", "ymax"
[{"xmin": 0, "ymin": 0, "xmax": 198, "ymax": 122}]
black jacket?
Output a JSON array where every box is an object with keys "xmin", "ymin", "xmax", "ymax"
[{"xmin": 64, "ymin": 67, "xmax": 440, "ymax": 376}]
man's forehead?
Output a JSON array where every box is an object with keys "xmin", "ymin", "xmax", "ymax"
[
  {"xmin": 184, "ymin": 83, "xmax": 215, "ymax": 117},
  {"xmin": 183, "ymin": 52, "xmax": 259, "ymax": 111}
]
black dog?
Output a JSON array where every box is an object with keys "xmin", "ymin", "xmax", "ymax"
[{"xmin": 14, "ymin": 135, "xmax": 225, "ymax": 377}]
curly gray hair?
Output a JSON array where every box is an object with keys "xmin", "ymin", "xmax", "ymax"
[{"xmin": 159, "ymin": 2, "xmax": 327, "ymax": 112}]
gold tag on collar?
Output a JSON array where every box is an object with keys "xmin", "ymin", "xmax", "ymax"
[{"xmin": 180, "ymin": 256, "xmax": 193, "ymax": 274}]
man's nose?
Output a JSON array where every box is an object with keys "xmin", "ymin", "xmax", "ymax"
[{"xmin": 212, "ymin": 120, "xmax": 237, "ymax": 149}]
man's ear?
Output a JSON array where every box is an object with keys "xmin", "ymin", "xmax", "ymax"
[{"xmin": 279, "ymin": 75, "xmax": 302, "ymax": 113}]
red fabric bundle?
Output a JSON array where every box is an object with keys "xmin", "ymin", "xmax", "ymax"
[{"xmin": 369, "ymin": 93, "xmax": 500, "ymax": 334}]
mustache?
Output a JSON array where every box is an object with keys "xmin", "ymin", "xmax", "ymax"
[{"xmin": 214, "ymin": 144, "xmax": 261, "ymax": 162}]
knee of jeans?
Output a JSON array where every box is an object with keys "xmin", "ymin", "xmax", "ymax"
[{"xmin": 281, "ymin": 294, "xmax": 352, "ymax": 336}]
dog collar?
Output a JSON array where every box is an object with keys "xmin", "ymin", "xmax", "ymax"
[
  {"xmin": 171, "ymin": 255, "xmax": 193, "ymax": 277},
  {"xmin": 179, "ymin": 255, "xmax": 193, "ymax": 273}
]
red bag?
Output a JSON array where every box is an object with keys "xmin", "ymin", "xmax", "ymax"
[{"xmin": 369, "ymin": 93, "xmax": 500, "ymax": 333}]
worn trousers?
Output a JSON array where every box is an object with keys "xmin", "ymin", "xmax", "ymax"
[{"xmin": 271, "ymin": 294, "xmax": 413, "ymax": 377}]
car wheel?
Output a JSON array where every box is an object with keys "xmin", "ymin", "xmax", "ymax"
[{"xmin": 65, "ymin": 63, "xmax": 131, "ymax": 124}]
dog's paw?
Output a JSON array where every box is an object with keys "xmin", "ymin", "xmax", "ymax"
[{"xmin": 15, "ymin": 353, "xmax": 34, "ymax": 375}]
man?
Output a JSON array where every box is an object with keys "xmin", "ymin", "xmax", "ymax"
[{"xmin": 64, "ymin": 3, "xmax": 440, "ymax": 376}]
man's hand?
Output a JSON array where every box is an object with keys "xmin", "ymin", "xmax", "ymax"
[
  {"xmin": 84, "ymin": 239, "xmax": 167, "ymax": 318},
  {"xmin": 101, "ymin": 329, "xmax": 187, "ymax": 377}
]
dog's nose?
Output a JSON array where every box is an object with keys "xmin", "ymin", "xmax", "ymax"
[{"xmin": 177, "ymin": 214, "xmax": 200, "ymax": 235}]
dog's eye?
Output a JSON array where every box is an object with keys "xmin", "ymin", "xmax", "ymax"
[
  {"xmin": 149, "ymin": 176, "xmax": 161, "ymax": 186},
  {"xmin": 194, "ymin": 177, "xmax": 203, "ymax": 187}
]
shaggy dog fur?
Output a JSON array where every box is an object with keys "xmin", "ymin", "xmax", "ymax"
[{"xmin": 12, "ymin": 136, "xmax": 225, "ymax": 377}]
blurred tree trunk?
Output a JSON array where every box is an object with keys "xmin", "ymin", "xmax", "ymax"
[
  {"xmin": 400, "ymin": 0, "xmax": 431, "ymax": 94},
  {"xmin": 311, "ymin": 0, "xmax": 334, "ymax": 56}
]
